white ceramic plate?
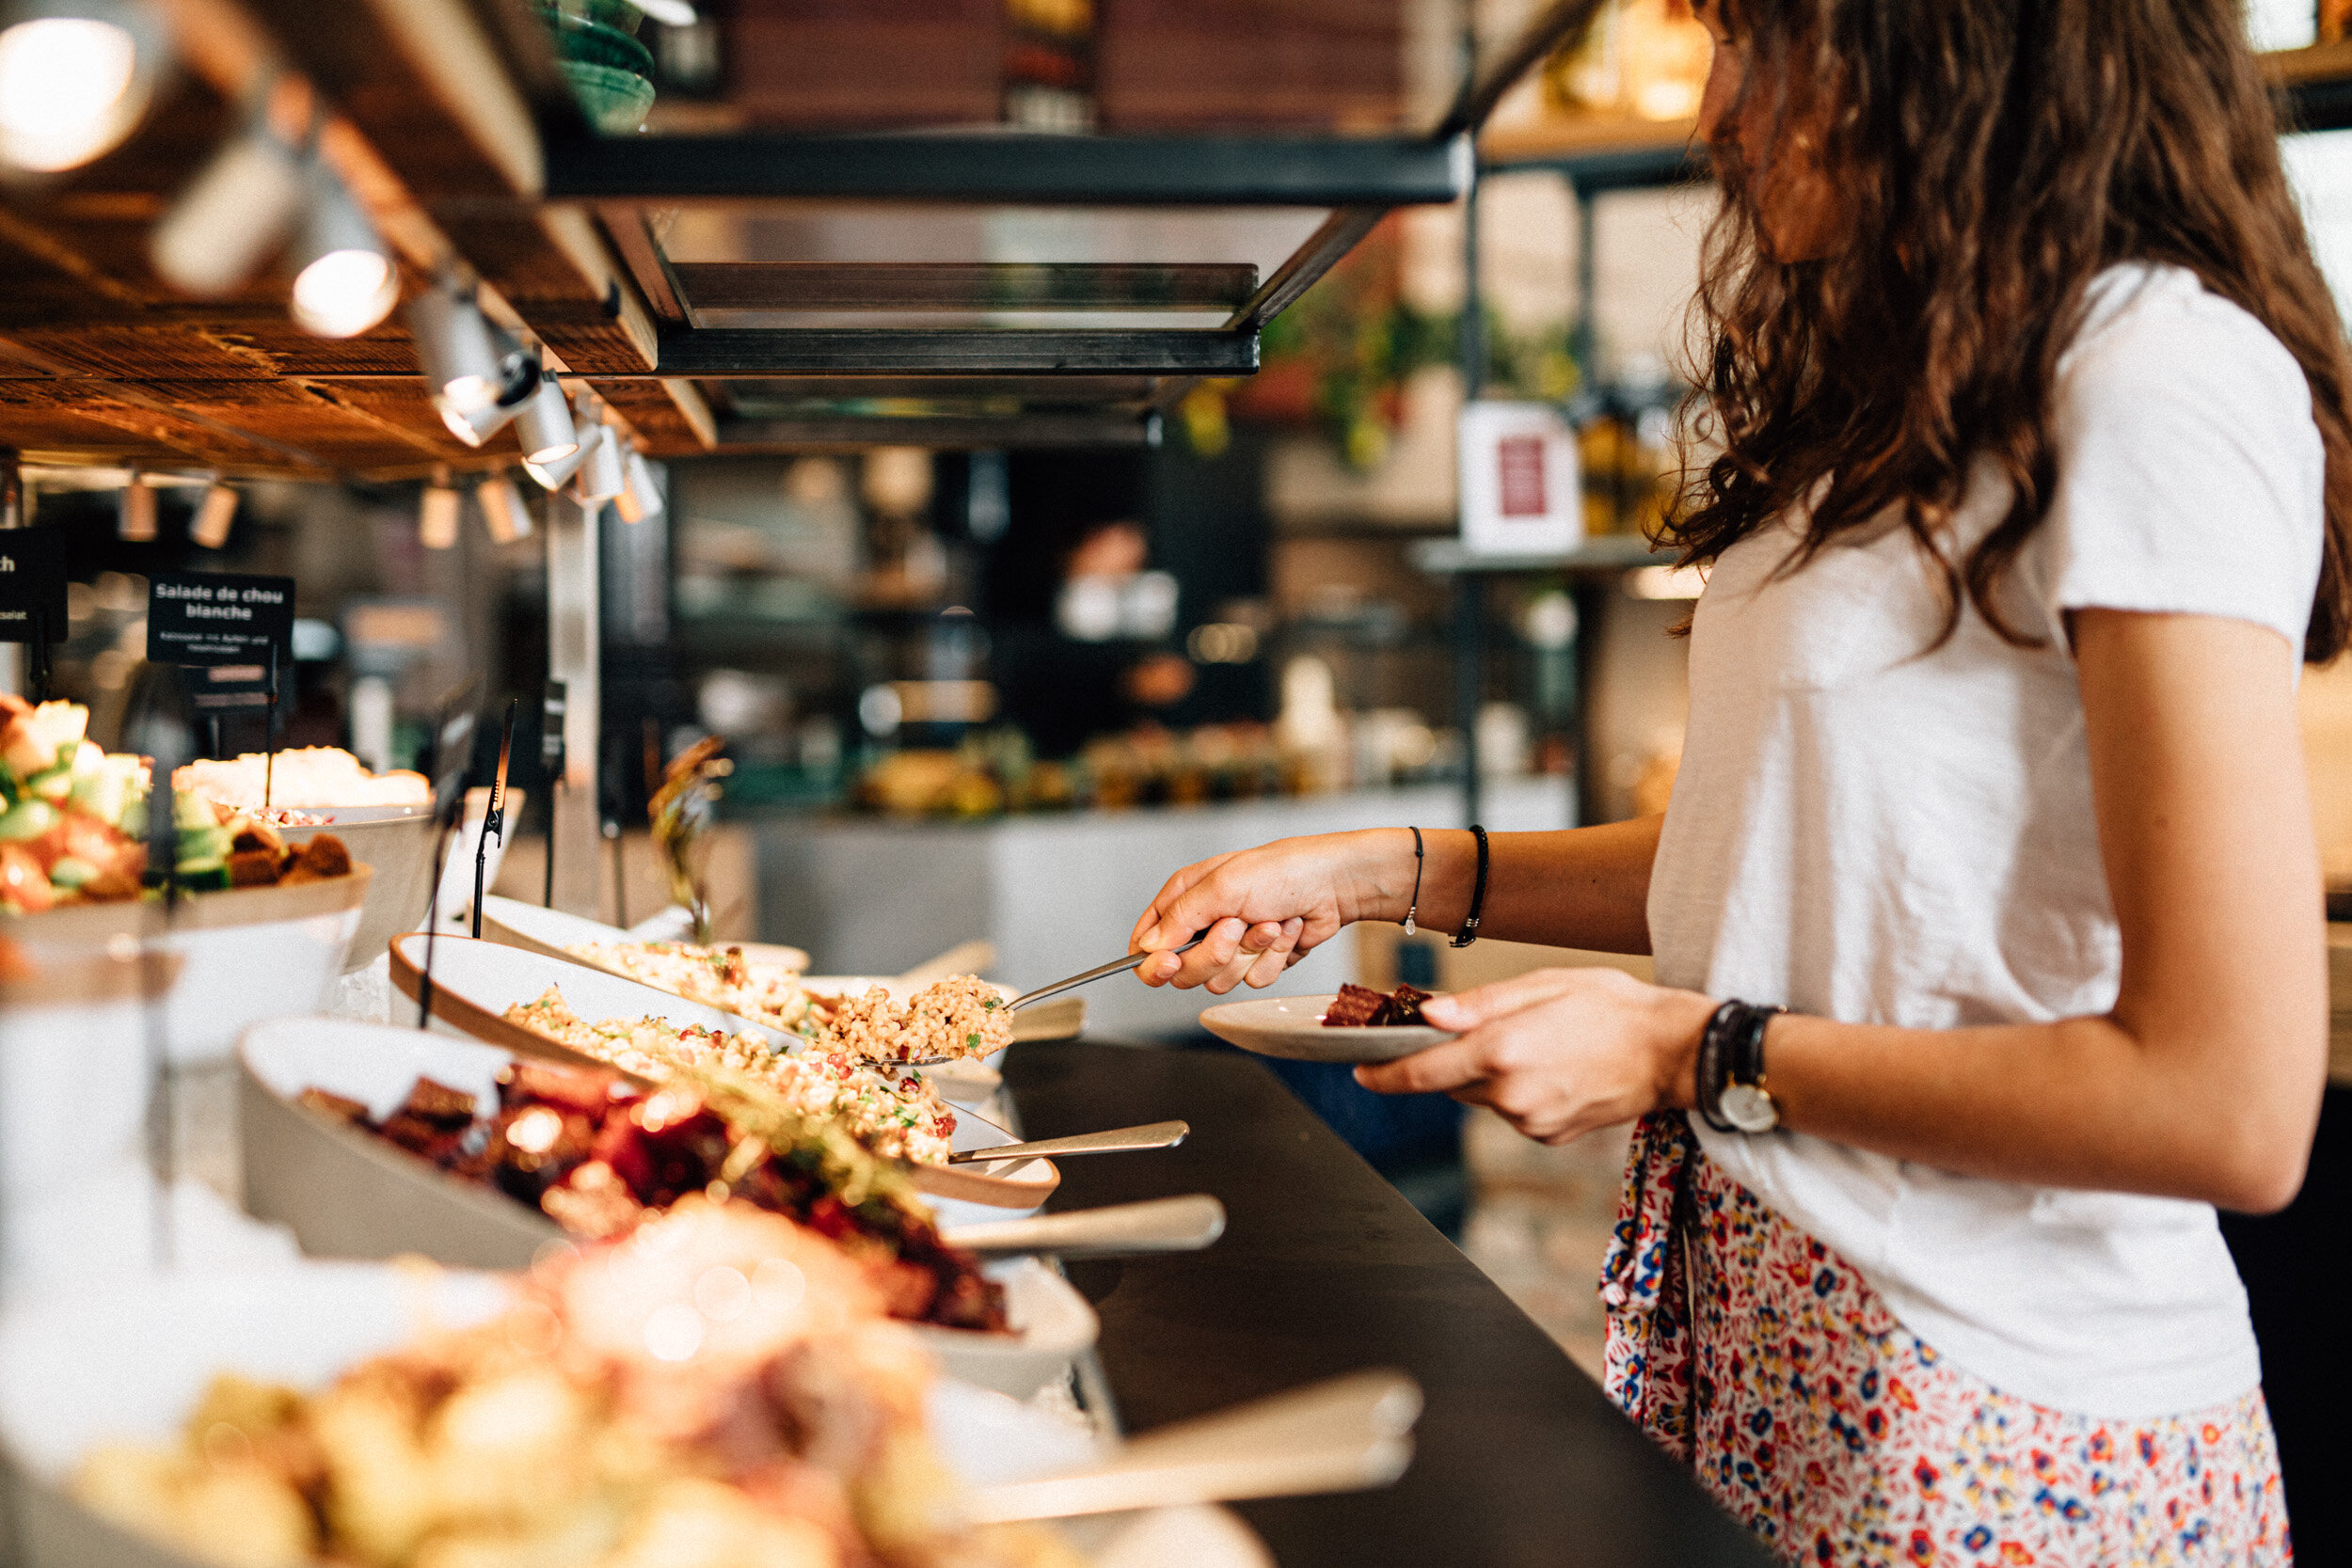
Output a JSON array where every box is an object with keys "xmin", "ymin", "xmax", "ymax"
[
  {"xmin": 0, "ymin": 1265, "xmax": 1257, "ymax": 1568},
  {"xmin": 1199, "ymin": 993, "xmax": 1455, "ymax": 1064},
  {"xmin": 479, "ymin": 894, "xmax": 809, "ymax": 974}
]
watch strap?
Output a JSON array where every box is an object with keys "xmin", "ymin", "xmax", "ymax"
[{"xmin": 1694, "ymin": 1000, "xmax": 1744, "ymax": 1133}]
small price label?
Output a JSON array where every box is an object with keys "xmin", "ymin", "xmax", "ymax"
[
  {"xmin": 146, "ymin": 571, "xmax": 295, "ymax": 668},
  {"xmin": 0, "ymin": 528, "xmax": 68, "ymax": 645}
]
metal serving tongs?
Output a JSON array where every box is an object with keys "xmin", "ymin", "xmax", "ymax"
[
  {"xmin": 891, "ymin": 934, "xmax": 1207, "ymax": 1068},
  {"xmin": 1006, "ymin": 933, "xmax": 1208, "ymax": 1013},
  {"xmin": 964, "ymin": 1369, "xmax": 1422, "ymax": 1522}
]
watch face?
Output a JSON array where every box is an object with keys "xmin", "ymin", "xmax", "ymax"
[{"xmin": 1721, "ymin": 1083, "xmax": 1779, "ymax": 1133}]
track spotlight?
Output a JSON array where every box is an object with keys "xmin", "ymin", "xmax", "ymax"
[
  {"xmin": 440, "ymin": 333, "xmax": 537, "ymax": 447},
  {"xmin": 418, "ymin": 469, "xmax": 460, "ymax": 549},
  {"xmin": 407, "ymin": 278, "xmax": 504, "ymax": 424},
  {"xmin": 150, "ymin": 119, "xmax": 304, "ymax": 296},
  {"xmin": 288, "ymin": 163, "xmax": 397, "ymax": 339},
  {"xmin": 477, "ymin": 472, "xmax": 530, "ymax": 544},
  {"xmin": 574, "ymin": 422, "xmax": 626, "ymax": 506},
  {"xmin": 614, "ymin": 448, "xmax": 663, "ymax": 524},
  {"xmin": 117, "ymin": 475, "xmax": 154, "ymax": 541},
  {"xmin": 189, "ymin": 480, "xmax": 237, "ymax": 548},
  {"xmin": 517, "ymin": 373, "xmax": 582, "ymax": 489},
  {"xmin": 0, "ymin": 0, "xmax": 163, "ymax": 174}
]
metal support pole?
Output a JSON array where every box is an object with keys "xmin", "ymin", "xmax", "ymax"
[
  {"xmin": 546, "ymin": 494, "xmax": 603, "ymax": 915},
  {"xmin": 1454, "ymin": 43, "xmax": 1485, "ymax": 831},
  {"xmin": 0, "ymin": 449, "xmax": 22, "ymax": 699},
  {"xmin": 1573, "ymin": 183, "xmax": 1598, "ymax": 384},
  {"xmin": 1454, "ymin": 576, "xmax": 1484, "ymax": 829}
]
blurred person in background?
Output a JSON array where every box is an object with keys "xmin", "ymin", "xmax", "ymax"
[{"xmin": 987, "ymin": 454, "xmax": 1193, "ymax": 757}]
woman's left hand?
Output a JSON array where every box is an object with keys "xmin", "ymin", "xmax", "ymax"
[{"xmin": 1355, "ymin": 968, "xmax": 1718, "ymax": 1146}]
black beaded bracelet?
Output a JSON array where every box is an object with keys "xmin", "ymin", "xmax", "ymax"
[
  {"xmin": 1451, "ymin": 824, "xmax": 1489, "ymax": 948},
  {"xmin": 1695, "ymin": 1000, "xmax": 1744, "ymax": 1132}
]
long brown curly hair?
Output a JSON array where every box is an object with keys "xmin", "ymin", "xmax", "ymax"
[{"xmin": 1666, "ymin": 0, "xmax": 2352, "ymax": 661}]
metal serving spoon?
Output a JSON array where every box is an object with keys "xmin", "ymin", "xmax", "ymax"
[{"xmin": 946, "ymin": 1119, "xmax": 1189, "ymax": 1164}]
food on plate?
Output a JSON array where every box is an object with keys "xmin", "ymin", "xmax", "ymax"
[
  {"xmin": 313, "ymin": 1055, "xmax": 1007, "ymax": 1330},
  {"xmin": 72, "ymin": 1201, "xmax": 1074, "ymax": 1568},
  {"xmin": 0, "ymin": 698, "xmax": 358, "ymax": 914},
  {"xmin": 568, "ymin": 939, "xmax": 824, "ymax": 1039},
  {"xmin": 504, "ymin": 985, "xmax": 959, "ymax": 1165},
  {"xmin": 818, "ymin": 974, "xmax": 1013, "ymax": 1064},
  {"xmin": 1322, "ymin": 982, "xmax": 1438, "ymax": 1027},
  {"xmin": 173, "ymin": 747, "xmax": 430, "ymax": 812}
]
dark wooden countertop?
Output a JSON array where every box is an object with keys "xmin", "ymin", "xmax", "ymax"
[{"xmin": 1005, "ymin": 1039, "xmax": 1772, "ymax": 1568}]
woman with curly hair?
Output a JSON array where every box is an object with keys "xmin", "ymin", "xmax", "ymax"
[{"xmin": 1123, "ymin": 1, "xmax": 2344, "ymax": 1560}]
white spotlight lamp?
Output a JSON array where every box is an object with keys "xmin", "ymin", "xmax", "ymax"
[
  {"xmin": 117, "ymin": 475, "xmax": 155, "ymax": 541},
  {"xmin": 288, "ymin": 164, "xmax": 398, "ymax": 339},
  {"xmin": 189, "ymin": 480, "xmax": 238, "ymax": 548},
  {"xmin": 418, "ymin": 469, "xmax": 460, "ymax": 550},
  {"xmin": 574, "ymin": 421, "xmax": 626, "ymax": 506},
  {"xmin": 516, "ymin": 372, "xmax": 582, "ymax": 489},
  {"xmin": 477, "ymin": 472, "xmax": 531, "ymax": 544},
  {"xmin": 0, "ymin": 0, "xmax": 163, "ymax": 174},
  {"xmin": 407, "ymin": 280, "xmax": 504, "ymax": 424},
  {"xmin": 440, "ymin": 334, "xmax": 539, "ymax": 447},
  {"xmin": 150, "ymin": 120, "xmax": 304, "ymax": 296},
  {"xmin": 615, "ymin": 449, "xmax": 663, "ymax": 524}
]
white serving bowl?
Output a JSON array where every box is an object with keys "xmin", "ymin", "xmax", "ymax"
[
  {"xmin": 8, "ymin": 869, "xmax": 371, "ymax": 1065},
  {"xmin": 238, "ymin": 1018, "xmax": 1086, "ymax": 1394},
  {"xmin": 0, "ymin": 1263, "xmax": 1259, "ymax": 1568}
]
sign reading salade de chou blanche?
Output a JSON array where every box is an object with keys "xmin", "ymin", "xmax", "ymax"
[{"xmin": 146, "ymin": 572, "xmax": 295, "ymax": 667}]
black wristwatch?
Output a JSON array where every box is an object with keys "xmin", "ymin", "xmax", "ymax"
[{"xmin": 1697, "ymin": 1000, "xmax": 1786, "ymax": 1134}]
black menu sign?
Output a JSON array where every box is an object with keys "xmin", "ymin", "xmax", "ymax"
[
  {"xmin": 146, "ymin": 572, "xmax": 294, "ymax": 668},
  {"xmin": 0, "ymin": 527, "xmax": 68, "ymax": 644}
]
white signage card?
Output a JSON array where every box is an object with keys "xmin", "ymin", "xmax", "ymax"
[{"xmin": 1456, "ymin": 401, "xmax": 1582, "ymax": 559}]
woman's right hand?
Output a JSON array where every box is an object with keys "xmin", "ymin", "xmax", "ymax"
[{"xmin": 1128, "ymin": 830, "xmax": 1415, "ymax": 994}]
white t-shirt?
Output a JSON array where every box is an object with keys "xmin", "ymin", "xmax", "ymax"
[{"xmin": 1647, "ymin": 263, "xmax": 2325, "ymax": 1419}]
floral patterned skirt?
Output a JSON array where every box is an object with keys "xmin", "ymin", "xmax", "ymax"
[{"xmin": 1597, "ymin": 1112, "xmax": 2292, "ymax": 1566}]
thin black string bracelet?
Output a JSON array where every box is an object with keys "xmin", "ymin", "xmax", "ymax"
[{"xmin": 1403, "ymin": 826, "xmax": 1424, "ymax": 935}]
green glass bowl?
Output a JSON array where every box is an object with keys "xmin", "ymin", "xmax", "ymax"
[
  {"xmin": 558, "ymin": 60, "xmax": 657, "ymax": 134},
  {"xmin": 532, "ymin": 6, "xmax": 655, "ymax": 76}
]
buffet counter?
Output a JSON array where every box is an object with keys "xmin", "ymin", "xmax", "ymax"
[
  {"xmin": 755, "ymin": 779, "xmax": 1574, "ymax": 1038},
  {"xmin": 1009, "ymin": 1038, "xmax": 1771, "ymax": 1566}
]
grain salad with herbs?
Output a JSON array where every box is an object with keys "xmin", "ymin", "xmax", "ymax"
[
  {"xmin": 502, "ymin": 985, "xmax": 958, "ymax": 1165},
  {"xmin": 564, "ymin": 938, "xmax": 822, "ymax": 1038}
]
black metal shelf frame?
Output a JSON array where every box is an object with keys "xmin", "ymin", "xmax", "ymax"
[{"xmin": 541, "ymin": 0, "xmax": 1610, "ymax": 451}]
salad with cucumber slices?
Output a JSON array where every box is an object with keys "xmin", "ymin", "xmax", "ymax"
[{"xmin": 0, "ymin": 697, "xmax": 353, "ymax": 915}]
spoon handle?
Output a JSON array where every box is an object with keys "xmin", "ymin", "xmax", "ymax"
[
  {"xmin": 947, "ymin": 1120, "xmax": 1188, "ymax": 1164},
  {"xmin": 964, "ymin": 1369, "xmax": 1422, "ymax": 1522},
  {"xmin": 942, "ymin": 1194, "xmax": 1225, "ymax": 1258}
]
